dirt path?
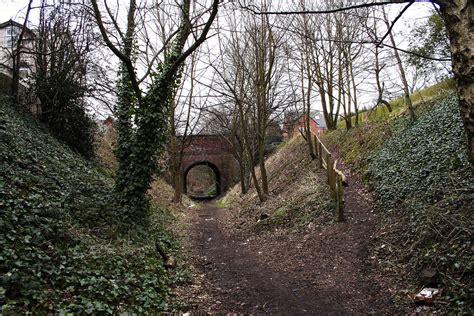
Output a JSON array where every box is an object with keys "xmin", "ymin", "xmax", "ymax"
[
  {"xmin": 185, "ymin": 203, "xmax": 343, "ymax": 314},
  {"xmin": 182, "ymin": 171, "xmax": 395, "ymax": 314}
]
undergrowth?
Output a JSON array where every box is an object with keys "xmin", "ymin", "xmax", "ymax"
[
  {"xmin": 222, "ymin": 136, "xmax": 334, "ymax": 233},
  {"xmin": 326, "ymin": 92, "xmax": 473, "ymax": 313},
  {"xmin": 367, "ymin": 94, "xmax": 473, "ymax": 312},
  {"xmin": 0, "ymin": 101, "xmax": 190, "ymax": 313}
]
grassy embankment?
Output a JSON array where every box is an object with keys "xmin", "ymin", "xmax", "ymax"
[
  {"xmin": 219, "ymin": 136, "xmax": 335, "ymax": 233},
  {"xmin": 325, "ymin": 80, "xmax": 473, "ymax": 313},
  {"xmin": 0, "ymin": 100, "xmax": 192, "ymax": 313}
]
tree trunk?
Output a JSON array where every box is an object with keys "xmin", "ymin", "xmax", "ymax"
[
  {"xmin": 349, "ymin": 54, "xmax": 359, "ymax": 128},
  {"xmin": 170, "ymin": 131, "xmax": 182, "ymax": 204},
  {"xmin": 302, "ymin": 66, "xmax": 315, "ymax": 158},
  {"xmin": 238, "ymin": 158, "xmax": 247, "ymax": 194},
  {"xmin": 383, "ymin": 10, "xmax": 416, "ymax": 121},
  {"xmin": 259, "ymin": 153, "xmax": 269, "ymax": 195},
  {"xmin": 437, "ymin": 0, "xmax": 473, "ymax": 169},
  {"xmin": 344, "ymin": 52, "xmax": 353, "ymax": 130},
  {"xmin": 237, "ymin": 98, "xmax": 265, "ymax": 202},
  {"xmin": 173, "ymin": 169, "xmax": 182, "ymax": 204}
]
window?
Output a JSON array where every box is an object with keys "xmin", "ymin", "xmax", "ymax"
[
  {"xmin": 6, "ymin": 26, "xmax": 20, "ymax": 47},
  {"xmin": 19, "ymin": 66, "xmax": 30, "ymax": 78}
]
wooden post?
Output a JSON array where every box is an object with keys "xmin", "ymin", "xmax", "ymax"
[
  {"xmin": 327, "ymin": 156, "xmax": 338, "ymax": 200},
  {"xmin": 317, "ymin": 140, "xmax": 323, "ymax": 169},
  {"xmin": 326, "ymin": 155, "xmax": 332, "ymax": 185},
  {"xmin": 311, "ymin": 135, "xmax": 345, "ymax": 222},
  {"xmin": 337, "ymin": 175, "xmax": 345, "ymax": 222},
  {"xmin": 313, "ymin": 135, "xmax": 318, "ymax": 159}
]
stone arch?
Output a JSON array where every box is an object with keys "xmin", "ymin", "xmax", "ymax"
[{"xmin": 183, "ymin": 160, "xmax": 221, "ymax": 198}]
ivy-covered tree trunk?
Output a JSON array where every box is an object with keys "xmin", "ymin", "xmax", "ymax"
[
  {"xmin": 91, "ymin": 0, "xmax": 219, "ymax": 218},
  {"xmin": 115, "ymin": 52, "xmax": 185, "ymax": 217},
  {"xmin": 437, "ymin": 0, "xmax": 473, "ymax": 170},
  {"xmin": 114, "ymin": 66, "xmax": 137, "ymax": 208}
]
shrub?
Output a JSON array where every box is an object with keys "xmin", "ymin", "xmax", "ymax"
[{"xmin": 35, "ymin": 76, "xmax": 97, "ymax": 160}]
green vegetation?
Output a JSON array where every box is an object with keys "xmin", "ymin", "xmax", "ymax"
[
  {"xmin": 214, "ymin": 199, "xmax": 227, "ymax": 208},
  {"xmin": 329, "ymin": 79, "xmax": 457, "ymax": 170},
  {"xmin": 205, "ymin": 183, "xmax": 217, "ymax": 197},
  {"xmin": 326, "ymin": 89, "xmax": 473, "ymax": 313},
  {"xmin": 33, "ymin": 3, "xmax": 97, "ymax": 160},
  {"xmin": 368, "ymin": 94, "xmax": 472, "ymax": 311},
  {"xmin": 0, "ymin": 101, "xmax": 189, "ymax": 313}
]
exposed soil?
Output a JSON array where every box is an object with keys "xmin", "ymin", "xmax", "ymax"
[{"xmin": 179, "ymin": 165, "xmax": 397, "ymax": 314}]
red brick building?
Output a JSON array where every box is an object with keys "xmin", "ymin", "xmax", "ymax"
[{"xmin": 283, "ymin": 111, "xmax": 327, "ymax": 141}]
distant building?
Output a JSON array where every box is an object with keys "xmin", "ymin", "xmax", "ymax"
[
  {"xmin": 98, "ymin": 116, "xmax": 114, "ymax": 133},
  {"xmin": 283, "ymin": 110, "xmax": 327, "ymax": 141},
  {"xmin": 0, "ymin": 19, "xmax": 35, "ymax": 93}
]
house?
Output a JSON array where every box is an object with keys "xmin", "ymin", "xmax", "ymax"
[
  {"xmin": 0, "ymin": 19, "xmax": 36, "ymax": 94},
  {"xmin": 283, "ymin": 110, "xmax": 327, "ymax": 141},
  {"xmin": 97, "ymin": 116, "xmax": 115, "ymax": 133}
]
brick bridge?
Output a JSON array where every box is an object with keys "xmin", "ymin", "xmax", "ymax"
[{"xmin": 181, "ymin": 135, "xmax": 239, "ymax": 197}]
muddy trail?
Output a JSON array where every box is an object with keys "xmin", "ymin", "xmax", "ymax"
[
  {"xmin": 183, "ymin": 176, "xmax": 395, "ymax": 315},
  {"xmin": 186, "ymin": 203, "xmax": 341, "ymax": 314}
]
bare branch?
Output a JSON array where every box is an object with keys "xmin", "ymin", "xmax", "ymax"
[
  {"xmin": 377, "ymin": 1, "xmax": 414, "ymax": 47},
  {"xmin": 239, "ymin": 0, "xmax": 413, "ymax": 15}
]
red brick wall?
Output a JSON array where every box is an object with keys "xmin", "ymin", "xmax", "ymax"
[
  {"xmin": 290, "ymin": 115, "xmax": 325, "ymax": 139},
  {"xmin": 181, "ymin": 135, "xmax": 240, "ymax": 195}
]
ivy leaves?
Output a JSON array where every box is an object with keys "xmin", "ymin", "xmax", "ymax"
[
  {"xmin": 0, "ymin": 102, "xmax": 185, "ymax": 313},
  {"xmin": 367, "ymin": 94, "xmax": 473, "ymax": 312}
]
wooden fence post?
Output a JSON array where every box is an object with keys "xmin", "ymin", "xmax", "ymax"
[
  {"xmin": 317, "ymin": 141, "xmax": 323, "ymax": 168},
  {"xmin": 310, "ymin": 132, "xmax": 345, "ymax": 223},
  {"xmin": 326, "ymin": 154, "xmax": 332, "ymax": 184},
  {"xmin": 327, "ymin": 156, "xmax": 337, "ymax": 200},
  {"xmin": 313, "ymin": 135, "xmax": 318, "ymax": 159},
  {"xmin": 336, "ymin": 175, "xmax": 345, "ymax": 222}
]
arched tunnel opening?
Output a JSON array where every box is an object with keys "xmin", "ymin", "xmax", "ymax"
[{"xmin": 183, "ymin": 161, "xmax": 221, "ymax": 199}]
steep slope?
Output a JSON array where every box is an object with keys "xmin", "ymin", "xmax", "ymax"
[
  {"xmin": 0, "ymin": 101, "xmax": 188, "ymax": 313},
  {"xmin": 326, "ymin": 93, "xmax": 473, "ymax": 313},
  {"xmin": 221, "ymin": 136, "xmax": 334, "ymax": 232}
]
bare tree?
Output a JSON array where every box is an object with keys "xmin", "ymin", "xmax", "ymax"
[
  {"xmin": 309, "ymin": 12, "xmax": 340, "ymax": 130},
  {"xmin": 32, "ymin": 0, "xmax": 97, "ymax": 158},
  {"xmin": 239, "ymin": 0, "xmax": 474, "ymax": 168},
  {"xmin": 90, "ymin": 0, "xmax": 219, "ymax": 217},
  {"xmin": 294, "ymin": 4, "xmax": 316, "ymax": 157},
  {"xmin": 207, "ymin": 3, "xmax": 289, "ymax": 202},
  {"xmin": 382, "ymin": 6, "xmax": 415, "ymax": 121},
  {"xmin": 167, "ymin": 52, "xmax": 202, "ymax": 204}
]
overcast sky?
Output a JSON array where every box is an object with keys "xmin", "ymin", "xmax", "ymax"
[
  {"xmin": 1, "ymin": 0, "xmax": 435, "ymax": 37},
  {"xmin": 1, "ymin": 0, "xmax": 35, "ymax": 24},
  {"xmin": 1, "ymin": 0, "xmax": 437, "ymax": 117}
]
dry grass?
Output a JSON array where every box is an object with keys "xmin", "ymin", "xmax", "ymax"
[
  {"xmin": 95, "ymin": 128, "xmax": 118, "ymax": 172},
  {"xmin": 220, "ymin": 136, "xmax": 334, "ymax": 234}
]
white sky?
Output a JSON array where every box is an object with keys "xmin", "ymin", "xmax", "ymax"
[
  {"xmin": 1, "ymin": 0, "xmax": 37, "ymax": 24},
  {"xmin": 0, "ymin": 0, "xmax": 438, "ymax": 117}
]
